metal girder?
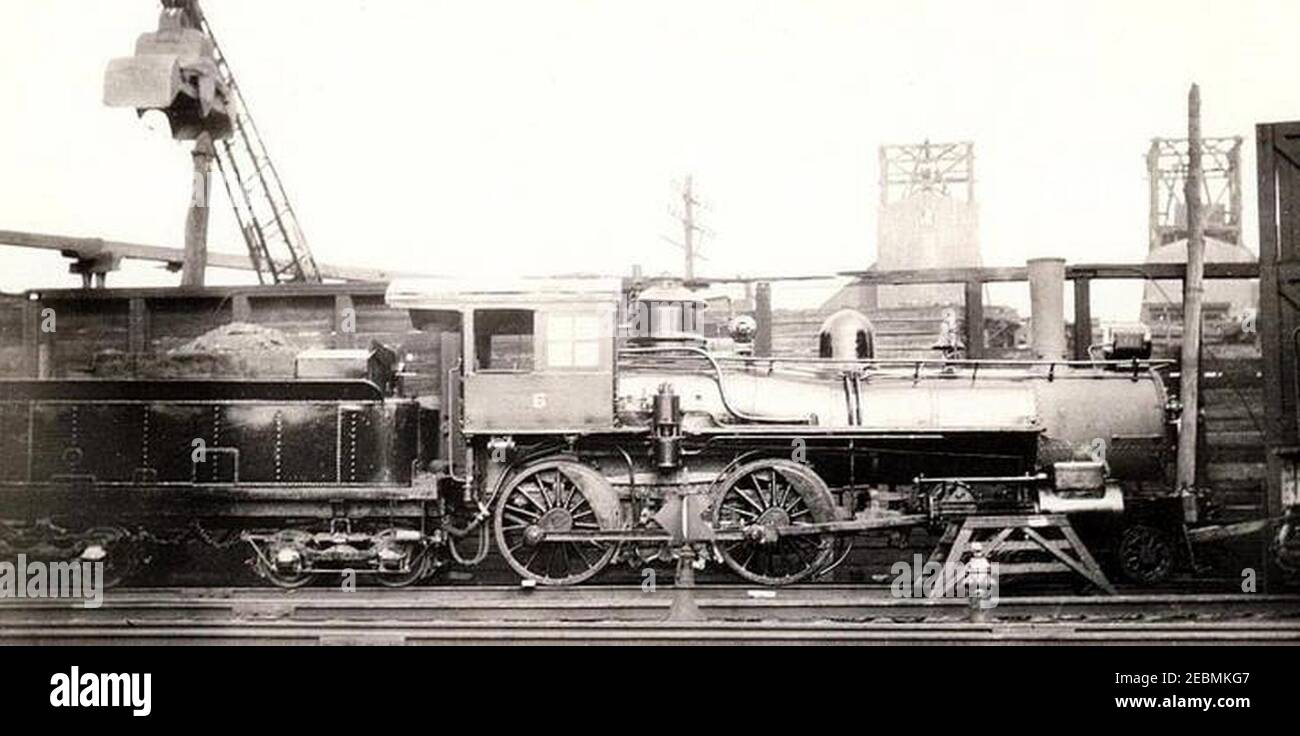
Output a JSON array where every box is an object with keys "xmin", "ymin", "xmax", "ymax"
[
  {"xmin": 879, "ymin": 141, "xmax": 975, "ymax": 205},
  {"xmin": 1148, "ymin": 136, "xmax": 1243, "ymax": 251}
]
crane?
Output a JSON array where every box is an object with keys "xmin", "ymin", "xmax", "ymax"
[{"xmin": 105, "ymin": 0, "xmax": 321, "ymax": 284}]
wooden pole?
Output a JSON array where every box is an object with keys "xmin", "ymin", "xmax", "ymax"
[
  {"xmin": 682, "ymin": 176, "xmax": 696, "ymax": 281},
  {"xmin": 963, "ymin": 280, "xmax": 984, "ymax": 358},
  {"xmin": 1072, "ymin": 277, "xmax": 1093, "ymax": 360},
  {"xmin": 1256, "ymin": 123, "xmax": 1290, "ymax": 592},
  {"xmin": 753, "ymin": 281, "xmax": 773, "ymax": 357},
  {"xmin": 1147, "ymin": 141, "xmax": 1163, "ymax": 253},
  {"xmin": 182, "ymin": 132, "xmax": 215, "ymax": 287},
  {"xmin": 1176, "ymin": 84, "xmax": 1206, "ymax": 500}
]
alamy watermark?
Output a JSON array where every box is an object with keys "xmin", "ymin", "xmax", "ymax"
[
  {"xmin": 49, "ymin": 667, "xmax": 151, "ymax": 717},
  {"xmin": 890, "ymin": 552, "xmax": 1000, "ymax": 609},
  {"xmin": 0, "ymin": 555, "xmax": 104, "ymax": 609}
]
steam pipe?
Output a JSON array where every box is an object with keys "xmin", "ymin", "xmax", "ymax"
[{"xmin": 619, "ymin": 346, "xmax": 814, "ymax": 424}]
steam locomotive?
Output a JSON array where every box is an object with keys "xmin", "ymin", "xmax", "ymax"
[{"xmin": 0, "ymin": 277, "xmax": 1187, "ymax": 588}]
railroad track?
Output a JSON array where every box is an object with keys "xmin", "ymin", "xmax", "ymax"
[
  {"xmin": 2, "ymin": 585, "xmax": 1299, "ymax": 643},
  {"xmin": 3, "ymin": 620, "xmax": 1300, "ymax": 645}
]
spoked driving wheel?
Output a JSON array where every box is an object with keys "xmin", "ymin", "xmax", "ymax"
[
  {"xmin": 493, "ymin": 459, "xmax": 622, "ymax": 585},
  {"xmin": 712, "ymin": 459, "xmax": 837, "ymax": 585}
]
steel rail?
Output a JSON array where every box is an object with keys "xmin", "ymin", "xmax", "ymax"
[{"xmin": 2, "ymin": 587, "xmax": 1297, "ymax": 629}]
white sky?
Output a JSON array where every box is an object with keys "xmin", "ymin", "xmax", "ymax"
[{"xmin": 1, "ymin": 1, "xmax": 1297, "ymax": 318}]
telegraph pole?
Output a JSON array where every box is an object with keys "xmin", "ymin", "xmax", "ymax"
[
  {"xmin": 1176, "ymin": 84, "xmax": 1206, "ymax": 505},
  {"xmin": 683, "ymin": 177, "xmax": 696, "ymax": 279},
  {"xmin": 668, "ymin": 176, "xmax": 705, "ymax": 280}
]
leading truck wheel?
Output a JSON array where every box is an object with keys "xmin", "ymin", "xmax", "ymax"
[
  {"xmin": 1117, "ymin": 524, "xmax": 1175, "ymax": 585},
  {"xmin": 493, "ymin": 460, "xmax": 622, "ymax": 585},
  {"xmin": 712, "ymin": 459, "xmax": 837, "ymax": 586}
]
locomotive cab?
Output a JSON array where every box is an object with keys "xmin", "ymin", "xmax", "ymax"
[{"xmin": 388, "ymin": 278, "xmax": 622, "ymax": 434}]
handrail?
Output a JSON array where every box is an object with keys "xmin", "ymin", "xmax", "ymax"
[
  {"xmin": 619, "ymin": 350, "xmax": 1172, "ymax": 383},
  {"xmin": 708, "ymin": 354, "xmax": 1175, "ymax": 370}
]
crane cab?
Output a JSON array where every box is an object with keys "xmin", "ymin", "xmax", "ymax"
[{"xmin": 387, "ymin": 278, "xmax": 622, "ymax": 433}]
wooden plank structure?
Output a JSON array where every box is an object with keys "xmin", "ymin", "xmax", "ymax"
[
  {"xmin": 840, "ymin": 261, "xmax": 1259, "ymax": 361},
  {"xmin": 0, "ymin": 283, "xmax": 443, "ymax": 396},
  {"xmin": 1256, "ymin": 121, "xmax": 1300, "ymax": 589},
  {"xmin": 925, "ymin": 514, "xmax": 1117, "ymax": 597}
]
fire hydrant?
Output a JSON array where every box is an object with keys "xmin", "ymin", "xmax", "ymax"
[{"xmin": 966, "ymin": 542, "xmax": 992, "ymax": 623}]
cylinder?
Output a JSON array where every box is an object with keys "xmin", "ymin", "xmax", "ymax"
[{"xmin": 1027, "ymin": 258, "xmax": 1067, "ymax": 360}]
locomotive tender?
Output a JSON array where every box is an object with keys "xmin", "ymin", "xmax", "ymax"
[{"xmin": 0, "ymin": 277, "xmax": 1180, "ymax": 587}]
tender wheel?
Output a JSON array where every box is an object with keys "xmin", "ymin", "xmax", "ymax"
[
  {"xmin": 81, "ymin": 527, "xmax": 146, "ymax": 589},
  {"xmin": 493, "ymin": 459, "xmax": 621, "ymax": 585},
  {"xmin": 1117, "ymin": 524, "xmax": 1175, "ymax": 585},
  {"xmin": 712, "ymin": 459, "xmax": 837, "ymax": 585},
  {"xmin": 376, "ymin": 564, "xmax": 428, "ymax": 588},
  {"xmin": 254, "ymin": 558, "xmax": 316, "ymax": 588},
  {"xmin": 253, "ymin": 530, "xmax": 317, "ymax": 589},
  {"xmin": 375, "ymin": 544, "xmax": 432, "ymax": 588},
  {"xmin": 0, "ymin": 524, "xmax": 145, "ymax": 589}
]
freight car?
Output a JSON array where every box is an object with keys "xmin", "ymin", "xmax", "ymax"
[{"xmin": 0, "ymin": 278, "xmax": 1191, "ymax": 588}]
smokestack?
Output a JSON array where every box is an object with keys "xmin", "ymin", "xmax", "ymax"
[{"xmin": 1027, "ymin": 257, "xmax": 1067, "ymax": 360}]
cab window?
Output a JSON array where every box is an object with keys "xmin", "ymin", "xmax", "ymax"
[
  {"xmin": 473, "ymin": 309, "xmax": 534, "ymax": 371},
  {"xmin": 546, "ymin": 313, "xmax": 602, "ymax": 369}
]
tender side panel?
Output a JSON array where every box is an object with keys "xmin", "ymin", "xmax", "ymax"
[
  {"xmin": 0, "ymin": 402, "xmax": 30, "ymax": 482},
  {"xmin": 0, "ymin": 380, "xmax": 421, "ymax": 490}
]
